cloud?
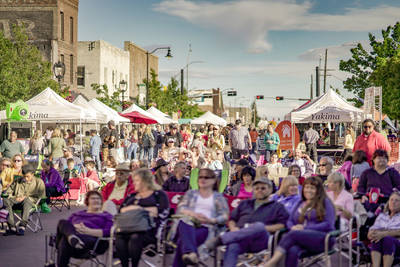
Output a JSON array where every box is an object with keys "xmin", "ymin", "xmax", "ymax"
[{"xmin": 154, "ymin": 0, "xmax": 400, "ymax": 53}]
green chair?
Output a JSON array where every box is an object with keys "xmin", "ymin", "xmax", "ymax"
[
  {"xmin": 189, "ymin": 168, "xmax": 199, "ymax": 190},
  {"xmin": 218, "ymin": 169, "xmax": 229, "ymax": 193},
  {"xmin": 12, "ymin": 198, "xmax": 44, "ymax": 233}
]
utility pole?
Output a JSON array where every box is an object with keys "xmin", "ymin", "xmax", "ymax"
[
  {"xmin": 316, "ymin": 66, "xmax": 320, "ymax": 97},
  {"xmin": 310, "ymin": 74, "xmax": 313, "ymax": 99},
  {"xmin": 180, "ymin": 69, "xmax": 184, "ymax": 94},
  {"xmin": 186, "ymin": 43, "xmax": 192, "ymax": 91},
  {"xmin": 323, "ymin": 49, "xmax": 328, "ymax": 93},
  {"xmin": 253, "ymin": 98, "xmax": 256, "ymax": 125}
]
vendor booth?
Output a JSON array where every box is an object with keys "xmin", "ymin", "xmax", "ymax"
[
  {"xmin": 147, "ymin": 106, "xmax": 178, "ymax": 124},
  {"xmin": 88, "ymin": 98, "xmax": 130, "ymax": 124},
  {"xmin": 191, "ymin": 111, "xmax": 227, "ymax": 126},
  {"xmin": 122, "ymin": 104, "xmax": 162, "ymax": 124},
  {"xmin": 73, "ymin": 95, "xmax": 108, "ymax": 124}
]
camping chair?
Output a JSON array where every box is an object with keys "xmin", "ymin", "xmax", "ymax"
[
  {"xmin": 190, "ymin": 168, "xmax": 199, "ymax": 190},
  {"xmin": 13, "ymin": 198, "xmax": 44, "ymax": 233},
  {"xmin": 49, "ymin": 177, "xmax": 72, "ymax": 212}
]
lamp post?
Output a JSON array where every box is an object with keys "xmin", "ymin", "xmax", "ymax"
[
  {"xmin": 53, "ymin": 61, "xmax": 65, "ymax": 89},
  {"xmin": 120, "ymin": 80, "xmax": 127, "ymax": 110},
  {"xmin": 146, "ymin": 47, "xmax": 172, "ymax": 109}
]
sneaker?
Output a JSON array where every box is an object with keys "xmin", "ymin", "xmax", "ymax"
[
  {"xmin": 182, "ymin": 252, "xmax": 198, "ymax": 265},
  {"xmin": 4, "ymin": 227, "xmax": 17, "ymax": 236},
  {"xmin": 41, "ymin": 202, "xmax": 52, "ymax": 213},
  {"xmin": 68, "ymin": 235, "xmax": 85, "ymax": 249},
  {"xmin": 16, "ymin": 227, "xmax": 25, "ymax": 236}
]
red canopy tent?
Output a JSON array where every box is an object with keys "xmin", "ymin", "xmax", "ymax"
[{"xmin": 119, "ymin": 111, "xmax": 157, "ymax": 124}]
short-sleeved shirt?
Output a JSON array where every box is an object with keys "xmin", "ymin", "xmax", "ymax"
[
  {"xmin": 303, "ymin": 128, "xmax": 320, "ymax": 144},
  {"xmin": 229, "ymin": 127, "xmax": 249, "ymax": 150},
  {"xmin": 0, "ymin": 140, "xmax": 24, "ymax": 158}
]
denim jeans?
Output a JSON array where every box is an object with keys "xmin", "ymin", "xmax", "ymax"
[
  {"xmin": 127, "ymin": 143, "xmax": 138, "ymax": 160},
  {"xmin": 277, "ymin": 229, "xmax": 334, "ymax": 267},
  {"xmin": 172, "ymin": 221, "xmax": 209, "ymax": 267},
  {"xmin": 91, "ymin": 152, "xmax": 101, "ymax": 170},
  {"xmin": 140, "ymin": 147, "xmax": 153, "ymax": 162},
  {"xmin": 221, "ymin": 222, "xmax": 269, "ymax": 267}
]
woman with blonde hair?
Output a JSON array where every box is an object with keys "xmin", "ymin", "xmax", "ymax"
[
  {"xmin": 270, "ymin": 176, "xmax": 301, "ymax": 214},
  {"xmin": 140, "ymin": 126, "xmax": 155, "ymax": 162},
  {"xmin": 256, "ymin": 165, "xmax": 269, "ymax": 179},
  {"xmin": 29, "ymin": 129, "xmax": 45, "ymax": 155},
  {"xmin": 116, "ymin": 168, "xmax": 169, "ymax": 267},
  {"xmin": 0, "ymin": 154, "xmax": 25, "ymax": 190},
  {"xmin": 48, "ymin": 128, "xmax": 66, "ymax": 162}
]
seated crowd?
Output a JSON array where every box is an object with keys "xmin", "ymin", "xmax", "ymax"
[{"xmin": 1, "ymin": 119, "xmax": 400, "ymax": 267}]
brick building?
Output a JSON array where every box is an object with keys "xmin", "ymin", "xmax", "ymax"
[
  {"xmin": 124, "ymin": 41, "xmax": 158, "ymax": 102},
  {"xmin": 0, "ymin": 0, "xmax": 79, "ymax": 90}
]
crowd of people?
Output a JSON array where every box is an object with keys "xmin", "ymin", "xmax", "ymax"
[{"xmin": 1, "ymin": 117, "xmax": 400, "ymax": 267}]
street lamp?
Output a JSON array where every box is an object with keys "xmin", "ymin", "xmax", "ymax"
[
  {"xmin": 146, "ymin": 47, "xmax": 172, "ymax": 109},
  {"xmin": 120, "ymin": 80, "xmax": 127, "ymax": 110},
  {"xmin": 53, "ymin": 61, "xmax": 65, "ymax": 89}
]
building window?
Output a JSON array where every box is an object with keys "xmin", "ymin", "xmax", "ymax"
[
  {"xmin": 70, "ymin": 17, "xmax": 73, "ymax": 43},
  {"xmin": 60, "ymin": 11, "xmax": 64, "ymax": 40},
  {"xmin": 60, "ymin": 54, "xmax": 65, "ymax": 82},
  {"xmin": 77, "ymin": 66, "xmax": 85, "ymax": 87},
  {"xmin": 104, "ymin": 67, "xmax": 108, "ymax": 84},
  {"xmin": 203, "ymin": 93, "xmax": 212, "ymax": 98},
  {"xmin": 70, "ymin": 55, "xmax": 74, "ymax": 84}
]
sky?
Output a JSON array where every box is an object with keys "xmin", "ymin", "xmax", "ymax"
[{"xmin": 78, "ymin": 0, "xmax": 400, "ymax": 120}]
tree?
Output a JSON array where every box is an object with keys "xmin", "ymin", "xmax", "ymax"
[
  {"xmin": 91, "ymin": 83, "xmax": 124, "ymax": 111},
  {"xmin": 146, "ymin": 69, "xmax": 203, "ymax": 118},
  {"xmin": 251, "ymin": 100, "xmax": 261, "ymax": 126},
  {"xmin": 339, "ymin": 22, "xmax": 400, "ymax": 109},
  {"xmin": 369, "ymin": 52, "xmax": 400, "ymax": 119},
  {"xmin": 0, "ymin": 24, "xmax": 59, "ymax": 109}
]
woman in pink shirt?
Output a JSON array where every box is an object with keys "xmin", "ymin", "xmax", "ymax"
[
  {"xmin": 326, "ymin": 172, "xmax": 354, "ymax": 230},
  {"xmin": 229, "ymin": 166, "xmax": 255, "ymax": 198}
]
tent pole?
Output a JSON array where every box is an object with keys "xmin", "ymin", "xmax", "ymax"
[
  {"xmin": 291, "ymin": 121, "xmax": 295, "ymax": 152},
  {"xmin": 79, "ymin": 119, "xmax": 83, "ymax": 161}
]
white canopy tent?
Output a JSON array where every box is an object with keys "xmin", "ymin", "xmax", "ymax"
[
  {"xmin": 73, "ymin": 95, "xmax": 108, "ymax": 123},
  {"xmin": 191, "ymin": 111, "xmax": 227, "ymax": 126},
  {"xmin": 288, "ymin": 89, "xmax": 365, "ymax": 123},
  {"xmin": 88, "ymin": 98, "xmax": 130, "ymax": 124},
  {"xmin": 146, "ymin": 107, "xmax": 177, "ymax": 124},
  {"xmin": 122, "ymin": 104, "xmax": 162, "ymax": 124}
]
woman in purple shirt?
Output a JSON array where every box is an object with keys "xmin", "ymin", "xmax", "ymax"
[
  {"xmin": 260, "ymin": 176, "xmax": 336, "ymax": 267},
  {"xmin": 41, "ymin": 159, "xmax": 65, "ymax": 203},
  {"xmin": 56, "ymin": 191, "xmax": 113, "ymax": 267},
  {"xmin": 368, "ymin": 191, "xmax": 400, "ymax": 267}
]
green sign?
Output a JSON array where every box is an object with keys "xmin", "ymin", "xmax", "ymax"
[{"xmin": 6, "ymin": 100, "xmax": 29, "ymax": 121}]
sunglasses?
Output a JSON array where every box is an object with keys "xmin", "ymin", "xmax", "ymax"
[
  {"xmin": 364, "ymin": 125, "xmax": 373, "ymax": 129},
  {"xmin": 198, "ymin": 176, "xmax": 215, "ymax": 180},
  {"xmin": 318, "ymin": 163, "xmax": 327, "ymax": 167}
]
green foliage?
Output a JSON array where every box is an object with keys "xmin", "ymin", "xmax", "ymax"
[
  {"xmin": 370, "ymin": 52, "xmax": 400, "ymax": 119},
  {"xmin": 146, "ymin": 69, "xmax": 203, "ymax": 118},
  {"xmin": 0, "ymin": 24, "xmax": 59, "ymax": 109},
  {"xmin": 251, "ymin": 101, "xmax": 261, "ymax": 125},
  {"xmin": 339, "ymin": 22, "xmax": 400, "ymax": 112},
  {"xmin": 91, "ymin": 83, "xmax": 123, "ymax": 111}
]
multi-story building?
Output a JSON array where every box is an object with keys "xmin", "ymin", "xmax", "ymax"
[
  {"xmin": 77, "ymin": 40, "xmax": 130, "ymax": 100},
  {"xmin": 188, "ymin": 88, "xmax": 224, "ymax": 116},
  {"xmin": 0, "ymin": 0, "xmax": 79, "ymax": 90},
  {"xmin": 124, "ymin": 41, "xmax": 158, "ymax": 102}
]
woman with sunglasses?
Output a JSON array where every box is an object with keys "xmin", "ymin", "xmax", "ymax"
[
  {"xmin": 0, "ymin": 154, "xmax": 24, "ymax": 191},
  {"xmin": 172, "ymin": 168, "xmax": 229, "ymax": 266},
  {"xmin": 260, "ymin": 176, "xmax": 336, "ymax": 267}
]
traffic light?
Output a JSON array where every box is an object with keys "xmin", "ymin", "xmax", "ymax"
[
  {"xmin": 227, "ymin": 90, "xmax": 237, "ymax": 96},
  {"xmin": 276, "ymin": 96, "xmax": 284, "ymax": 100},
  {"xmin": 256, "ymin": 95, "xmax": 264, "ymax": 100}
]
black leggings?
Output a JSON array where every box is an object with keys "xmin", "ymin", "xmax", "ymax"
[
  {"xmin": 46, "ymin": 186, "xmax": 61, "ymax": 204},
  {"xmin": 115, "ymin": 230, "xmax": 156, "ymax": 267},
  {"xmin": 56, "ymin": 219, "xmax": 108, "ymax": 267}
]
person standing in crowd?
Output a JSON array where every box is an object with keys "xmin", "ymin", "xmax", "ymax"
[
  {"xmin": 126, "ymin": 129, "xmax": 139, "ymax": 160},
  {"xmin": 353, "ymin": 119, "xmax": 391, "ymax": 166},
  {"xmin": 3, "ymin": 164, "xmax": 45, "ymax": 236},
  {"xmin": 162, "ymin": 161, "xmax": 190, "ymax": 192},
  {"xmin": 56, "ymin": 147, "xmax": 82, "ymax": 171},
  {"xmin": 207, "ymin": 125, "xmax": 225, "ymax": 151},
  {"xmin": 153, "ymin": 124, "xmax": 164, "ymax": 159},
  {"xmin": 264, "ymin": 123, "xmax": 280, "ymax": 163},
  {"xmin": 89, "ymin": 130, "xmax": 102, "ymax": 170},
  {"xmin": 45, "ymin": 127, "xmax": 54, "ymax": 144},
  {"xmin": 0, "ymin": 131, "xmax": 25, "ymax": 159},
  {"xmin": 141, "ymin": 126, "xmax": 155, "ymax": 162},
  {"xmin": 165, "ymin": 124, "xmax": 183, "ymax": 147},
  {"xmin": 229, "ymin": 119, "xmax": 252, "ymax": 159},
  {"xmin": 257, "ymin": 129, "xmax": 266, "ymax": 158},
  {"xmin": 344, "ymin": 127, "xmax": 355, "ymax": 158},
  {"xmin": 180, "ymin": 124, "xmax": 192, "ymax": 149},
  {"xmin": 205, "ymin": 177, "xmax": 288, "ymax": 267},
  {"xmin": 302, "ymin": 122, "xmax": 319, "ymax": 163},
  {"xmin": 249, "ymin": 125, "xmax": 258, "ymax": 154},
  {"xmin": 48, "ymin": 128, "xmax": 67, "ymax": 163},
  {"xmin": 29, "ymin": 129, "xmax": 45, "ymax": 155},
  {"xmin": 100, "ymin": 120, "xmax": 118, "ymax": 163}
]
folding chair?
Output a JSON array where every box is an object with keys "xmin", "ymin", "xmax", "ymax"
[
  {"xmin": 336, "ymin": 215, "xmax": 361, "ymax": 267},
  {"xmin": 13, "ymin": 198, "xmax": 43, "ymax": 233},
  {"xmin": 49, "ymin": 178, "xmax": 72, "ymax": 212}
]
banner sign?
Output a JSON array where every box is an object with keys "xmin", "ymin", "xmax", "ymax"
[
  {"xmin": 6, "ymin": 100, "xmax": 29, "ymax": 121},
  {"xmin": 275, "ymin": 120, "xmax": 300, "ymax": 151}
]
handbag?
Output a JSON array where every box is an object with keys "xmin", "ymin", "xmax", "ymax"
[{"xmin": 114, "ymin": 208, "xmax": 153, "ymax": 234}]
